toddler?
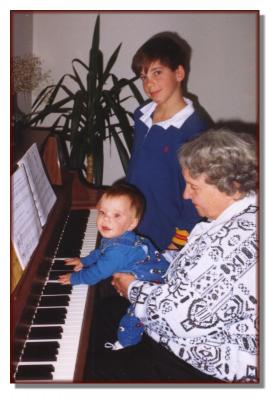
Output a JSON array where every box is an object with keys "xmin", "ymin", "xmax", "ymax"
[{"xmin": 59, "ymin": 182, "xmax": 169, "ymax": 349}]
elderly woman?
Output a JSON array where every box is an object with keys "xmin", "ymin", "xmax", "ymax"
[{"xmin": 89, "ymin": 128, "xmax": 258, "ymax": 383}]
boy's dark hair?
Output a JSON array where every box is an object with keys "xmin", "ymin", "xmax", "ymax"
[
  {"xmin": 103, "ymin": 181, "xmax": 145, "ymax": 221},
  {"xmin": 131, "ymin": 31, "xmax": 191, "ymax": 84}
]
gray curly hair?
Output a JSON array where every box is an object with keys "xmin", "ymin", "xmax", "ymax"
[{"xmin": 178, "ymin": 128, "xmax": 257, "ymax": 195}]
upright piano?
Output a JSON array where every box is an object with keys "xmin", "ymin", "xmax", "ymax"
[{"xmin": 11, "ymin": 129, "xmax": 104, "ymax": 383}]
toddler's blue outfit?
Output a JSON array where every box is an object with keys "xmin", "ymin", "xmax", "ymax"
[{"xmin": 70, "ymin": 231, "xmax": 169, "ymax": 348}]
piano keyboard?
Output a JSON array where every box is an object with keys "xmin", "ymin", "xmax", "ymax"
[{"xmin": 14, "ymin": 209, "xmax": 98, "ymax": 382}]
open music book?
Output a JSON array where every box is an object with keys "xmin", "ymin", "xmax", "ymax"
[{"xmin": 11, "ymin": 143, "xmax": 57, "ymax": 269}]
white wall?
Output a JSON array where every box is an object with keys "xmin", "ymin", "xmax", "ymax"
[
  {"xmin": 12, "ymin": 13, "xmax": 33, "ymax": 113},
  {"xmin": 17, "ymin": 11, "xmax": 257, "ymax": 184}
]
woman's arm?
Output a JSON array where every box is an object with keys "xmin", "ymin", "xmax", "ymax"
[{"xmin": 113, "ymin": 229, "xmax": 257, "ymax": 339}]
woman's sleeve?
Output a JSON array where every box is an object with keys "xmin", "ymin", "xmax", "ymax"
[
  {"xmin": 127, "ymin": 279, "xmax": 200, "ymax": 337},
  {"xmin": 127, "ymin": 228, "xmax": 257, "ymax": 338}
]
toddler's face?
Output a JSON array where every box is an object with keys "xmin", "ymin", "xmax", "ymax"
[{"xmin": 96, "ymin": 194, "xmax": 139, "ymax": 239}]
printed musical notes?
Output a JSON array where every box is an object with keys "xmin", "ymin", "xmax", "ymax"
[
  {"xmin": 18, "ymin": 143, "xmax": 57, "ymax": 226},
  {"xmin": 11, "ymin": 166, "xmax": 42, "ymax": 269},
  {"xmin": 11, "ymin": 143, "xmax": 57, "ymax": 269}
]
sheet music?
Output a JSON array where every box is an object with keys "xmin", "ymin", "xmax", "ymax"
[
  {"xmin": 11, "ymin": 166, "xmax": 42, "ymax": 269},
  {"xmin": 18, "ymin": 143, "xmax": 57, "ymax": 226}
]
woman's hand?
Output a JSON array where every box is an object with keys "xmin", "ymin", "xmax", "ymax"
[{"xmin": 112, "ymin": 273, "xmax": 136, "ymax": 298}]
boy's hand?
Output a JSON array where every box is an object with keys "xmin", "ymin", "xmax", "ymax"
[
  {"xmin": 58, "ymin": 273, "xmax": 71, "ymax": 285},
  {"xmin": 64, "ymin": 258, "xmax": 84, "ymax": 271}
]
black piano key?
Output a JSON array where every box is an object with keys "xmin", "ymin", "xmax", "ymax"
[
  {"xmin": 21, "ymin": 341, "xmax": 59, "ymax": 362},
  {"xmin": 51, "ymin": 265, "xmax": 74, "ymax": 274},
  {"xmin": 29, "ymin": 326, "xmax": 63, "ymax": 340},
  {"xmin": 39, "ymin": 295, "xmax": 70, "ymax": 307},
  {"xmin": 55, "ymin": 247, "xmax": 82, "ymax": 258},
  {"xmin": 65, "ymin": 209, "xmax": 89, "ymax": 222},
  {"xmin": 51, "ymin": 260, "xmax": 72, "ymax": 270},
  {"xmin": 58, "ymin": 231, "xmax": 84, "ymax": 242},
  {"xmin": 16, "ymin": 364, "xmax": 54, "ymax": 380},
  {"xmin": 55, "ymin": 210, "xmax": 90, "ymax": 257},
  {"xmin": 66, "ymin": 212, "xmax": 90, "ymax": 230},
  {"xmin": 43, "ymin": 283, "xmax": 72, "ymax": 295},
  {"xmin": 33, "ymin": 307, "xmax": 67, "ymax": 325}
]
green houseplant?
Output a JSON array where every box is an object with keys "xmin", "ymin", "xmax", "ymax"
[{"xmin": 27, "ymin": 15, "xmax": 143, "ymax": 186}]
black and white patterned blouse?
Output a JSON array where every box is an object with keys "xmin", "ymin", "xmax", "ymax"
[{"xmin": 128, "ymin": 194, "xmax": 258, "ymax": 382}]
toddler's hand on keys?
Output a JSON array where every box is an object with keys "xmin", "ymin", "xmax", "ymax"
[
  {"xmin": 58, "ymin": 273, "xmax": 71, "ymax": 285},
  {"xmin": 65, "ymin": 258, "xmax": 83, "ymax": 270},
  {"xmin": 73, "ymin": 265, "xmax": 83, "ymax": 272}
]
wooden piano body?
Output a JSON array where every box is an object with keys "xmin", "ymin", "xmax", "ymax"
[{"xmin": 11, "ymin": 129, "xmax": 104, "ymax": 383}]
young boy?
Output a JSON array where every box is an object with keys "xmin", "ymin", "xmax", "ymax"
[
  {"xmin": 58, "ymin": 182, "xmax": 169, "ymax": 349},
  {"xmin": 127, "ymin": 32, "xmax": 211, "ymax": 250}
]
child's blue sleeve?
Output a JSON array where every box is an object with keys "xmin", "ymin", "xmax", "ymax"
[
  {"xmin": 80, "ymin": 249, "xmax": 101, "ymax": 266},
  {"xmin": 70, "ymin": 246, "xmax": 144, "ymax": 286}
]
